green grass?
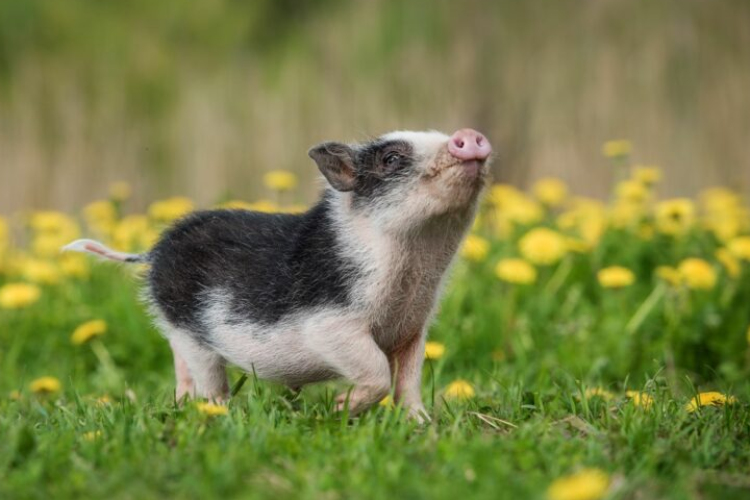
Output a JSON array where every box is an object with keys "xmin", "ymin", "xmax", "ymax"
[{"xmin": 2, "ymin": 255, "xmax": 749, "ymax": 499}]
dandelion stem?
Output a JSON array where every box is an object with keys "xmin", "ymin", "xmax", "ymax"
[{"xmin": 626, "ymin": 283, "xmax": 666, "ymax": 335}]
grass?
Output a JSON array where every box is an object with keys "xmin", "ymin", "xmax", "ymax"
[{"xmin": 2, "ymin": 171, "xmax": 750, "ymax": 499}]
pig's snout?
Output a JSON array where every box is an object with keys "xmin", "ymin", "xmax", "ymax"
[{"xmin": 448, "ymin": 129, "xmax": 492, "ymax": 162}]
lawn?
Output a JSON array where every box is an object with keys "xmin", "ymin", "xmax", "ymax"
[{"xmin": 1, "ymin": 161, "xmax": 750, "ymax": 499}]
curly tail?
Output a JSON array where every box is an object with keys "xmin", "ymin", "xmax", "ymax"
[{"xmin": 62, "ymin": 239, "xmax": 148, "ymax": 264}]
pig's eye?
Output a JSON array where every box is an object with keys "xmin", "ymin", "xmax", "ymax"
[{"xmin": 383, "ymin": 152, "xmax": 401, "ymax": 168}]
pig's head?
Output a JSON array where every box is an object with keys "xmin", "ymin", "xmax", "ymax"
[{"xmin": 309, "ymin": 129, "xmax": 492, "ymax": 233}]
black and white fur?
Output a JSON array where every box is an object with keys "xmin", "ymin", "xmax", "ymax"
[{"xmin": 64, "ymin": 130, "xmax": 490, "ymax": 420}]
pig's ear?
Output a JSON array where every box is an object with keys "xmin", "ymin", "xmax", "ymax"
[{"xmin": 308, "ymin": 142, "xmax": 356, "ymax": 192}]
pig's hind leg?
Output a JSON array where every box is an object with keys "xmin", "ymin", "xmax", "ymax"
[
  {"xmin": 168, "ymin": 331, "xmax": 229, "ymax": 402},
  {"xmin": 306, "ymin": 317, "xmax": 391, "ymax": 415}
]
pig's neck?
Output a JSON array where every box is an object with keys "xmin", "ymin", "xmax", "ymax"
[{"xmin": 329, "ymin": 191, "xmax": 475, "ymax": 350}]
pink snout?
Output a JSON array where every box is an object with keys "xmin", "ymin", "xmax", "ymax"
[{"xmin": 448, "ymin": 128, "xmax": 492, "ymax": 162}]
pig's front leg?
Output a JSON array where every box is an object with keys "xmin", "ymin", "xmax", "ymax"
[
  {"xmin": 390, "ymin": 332, "xmax": 429, "ymax": 423},
  {"xmin": 307, "ymin": 319, "xmax": 391, "ymax": 415}
]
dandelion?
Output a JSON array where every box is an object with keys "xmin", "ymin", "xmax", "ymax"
[
  {"xmin": 83, "ymin": 430, "xmax": 103, "ymax": 441},
  {"xmin": 148, "ymin": 197, "xmax": 194, "ymax": 223},
  {"xmin": 677, "ymin": 258, "xmax": 716, "ymax": 291},
  {"xmin": 196, "ymin": 402, "xmax": 229, "ymax": 416},
  {"xmin": 424, "ymin": 341, "xmax": 446, "ymax": 360},
  {"xmin": 727, "ymin": 236, "xmax": 750, "ymax": 261},
  {"xmin": 533, "ymin": 178, "xmax": 568, "ymax": 207},
  {"xmin": 495, "ymin": 258, "xmax": 537, "ymax": 285},
  {"xmin": 109, "ymin": 181, "xmax": 132, "ymax": 201},
  {"xmin": 519, "ymin": 228, "xmax": 567, "ymax": 265},
  {"xmin": 29, "ymin": 211, "xmax": 80, "ymax": 241},
  {"xmin": 444, "ymin": 379, "xmax": 475, "ymax": 400},
  {"xmin": 59, "ymin": 253, "xmax": 90, "ymax": 279},
  {"xmin": 609, "ymin": 201, "xmax": 644, "ymax": 228},
  {"xmin": 655, "ymin": 266, "xmax": 682, "ymax": 287},
  {"xmin": 565, "ymin": 238, "xmax": 591, "ymax": 254},
  {"xmin": 71, "ymin": 319, "xmax": 107, "ymax": 345},
  {"xmin": 112, "ymin": 215, "xmax": 151, "ymax": 252},
  {"xmin": 379, "ymin": 395, "xmax": 394, "ymax": 407},
  {"xmin": 615, "ymin": 180, "xmax": 648, "ymax": 203},
  {"xmin": 625, "ymin": 390, "xmax": 654, "ymax": 409},
  {"xmin": 602, "ymin": 139, "xmax": 632, "ymax": 158},
  {"xmin": 655, "ymin": 199, "xmax": 695, "ymax": 235},
  {"xmin": 584, "ymin": 388, "xmax": 615, "ymax": 401},
  {"xmin": 547, "ymin": 468, "xmax": 610, "ymax": 500},
  {"xmin": 597, "ymin": 266, "xmax": 635, "ymax": 289},
  {"xmin": 632, "ymin": 165, "xmax": 662, "ymax": 185},
  {"xmin": 460, "ymin": 235, "xmax": 490, "ymax": 262},
  {"xmin": 31, "ymin": 233, "xmax": 68, "ymax": 258},
  {"xmin": 715, "ymin": 248, "xmax": 741, "ymax": 279},
  {"xmin": 0, "ymin": 283, "xmax": 42, "ymax": 309},
  {"xmin": 83, "ymin": 200, "xmax": 118, "ymax": 236},
  {"xmin": 263, "ymin": 170, "xmax": 298, "ymax": 192},
  {"xmin": 247, "ymin": 200, "xmax": 279, "ymax": 213},
  {"xmin": 21, "ymin": 258, "xmax": 61, "ymax": 285},
  {"xmin": 30, "ymin": 376, "xmax": 61, "ymax": 395},
  {"xmin": 686, "ymin": 392, "xmax": 737, "ymax": 412}
]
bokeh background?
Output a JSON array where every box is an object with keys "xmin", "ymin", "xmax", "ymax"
[{"xmin": 1, "ymin": 0, "xmax": 749, "ymax": 214}]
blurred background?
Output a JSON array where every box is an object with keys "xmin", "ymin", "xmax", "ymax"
[{"xmin": 0, "ymin": 0, "xmax": 749, "ymax": 214}]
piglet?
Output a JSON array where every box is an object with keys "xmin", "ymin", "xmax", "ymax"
[{"xmin": 64, "ymin": 128, "xmax": 492, "ymax": 421}]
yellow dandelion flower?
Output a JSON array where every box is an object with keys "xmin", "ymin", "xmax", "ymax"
[
  {"xmin": 424, "ymin": 341, "xmax": 446, "ymax": 360},
  {"xmin": 278, "ymin": 204, "xmax": 308, "ymax": 214},
  {"xmin": 597, "ymin": 266, "xmax": 635, "ymax": 289},
  {"xmin": 615, "ymin": 180, "xmax": 648, "ymax": 203},
  {"xmin": 247, "ymin": 200, "xmax": 278, "ymax": 213},
  {"xmin": 547, "ymin": 468, "xmax": 610, "ymax": 500},
  {"xmin": 59, "ymin": 253, "xmax": 90, "ymax": 279},
  {"xmin": 219, "ymin": 200, "xmax": 255, "ymax": 210},
  {"xmin": 609, "ymin": 201, "xmax": 644, "ymax": 229},
  {"xmin": 533, "ymin": 178, "xmax": 568, "ymax": 207},
  {"xmin": 0, "ymin": 283, "xmax": 42, "ymax": 309},
  {"xmin": 31, "ymin": 233, "xmax": 68, "ymax": 258},
  {"xmin": 263, "ymin": 170, "xmax": 298, "ymax": 192},
  {"xmin": 655, "ymin": 199, "xmax": 695, "ymax": 236},
  {"xmin": 495, "ymin": 258, "xmax": 537, "ymax": 285},
  {"xmin": 112, "ymin": 215, "xmax": 151, "ymax": 251},
  {"xmin": 625, "ymin": 390, "xmax": 654, "ymax": 409},
  {"xmin": 148, "ymin": 197, "xmax": 194, "ymax": 223},
  {"xmin": 83, "ymin": 200, "xmax": 118, "ymax": 236},
  {"xmin": 677, "ymin": 258, "xmax": 716, "ymax": 291},
  {"xmin": 655, "ymin": 266, "xmax": 682, "ymax": 287},
  {"xmin": 95, "ymin": 395, "xmax": 112, "ymax": 405},
  {"xmin": 29, "ymin": 211, "xmax": 80, "ymax": 240},
  {"xmin": 30, "ymin": 376, "xmax": 61, "ymax": 394},
  {"xmin": 632, "ymin": 165, "xmax": 662, "ymax": 185},
  {"xmin": 727, "ymin": 236, "xmax": 750, "ymax": 261},
  {"xmin": 460, "ymin": 235, "xmax": 490, "ymax": 262},
  {"xmin": 379, "ymin": 395, "xmax": 394, "ymax": 407},
  {"xmin": 196, "ymin": 402, "xmax": 229, "ymax": 416},
  {"xmin": 519, "ymin": 228, "xmax": 567, "ymax": 265},
  {"xmin": 565, "ymin": 238, "xmax": 592, "ymax": 254},
  {"xmin": 584, "ymin": 388, "xmax": 615, "ymax": 401},
  {"xmin": 602, "ymin": 139, "xmax": 632, "ymax": 158},
  {"xmin": 83, "ymin": 430, "xmax": 103, "ymax": 441},
  {"xmin": 700, "ymin": 187, "xmax": 741, "ymax": 214},
  {"xmin": 715, "ymin": 248, "xmax": 741, "ymax": 279},
  {"xmin": 109, "ymin": 181, "xmax": 132, "ymax": 201},
  {"xmin": 21, "ymin": 258, "xmax": 61, "ymax": 285},
  {"xmin": 685, "ymin": 392, "xmax": 737, "ymax": 412},
  {"xmin": 71, "ymin": 319, "xmax": 107, "ymax": 345},
  {"xmin": 444, "ymin": 379, "xmax": 475, "ymax": 400}
]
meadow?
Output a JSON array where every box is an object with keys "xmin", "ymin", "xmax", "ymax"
[{"xmin": 1, "ymin": 147, "xmax": 750, "ymax": 500}]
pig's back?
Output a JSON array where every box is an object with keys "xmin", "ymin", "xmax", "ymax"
[{"xmin": 147, "ymin": 202, "xmax": 358, "ymax": 337}]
